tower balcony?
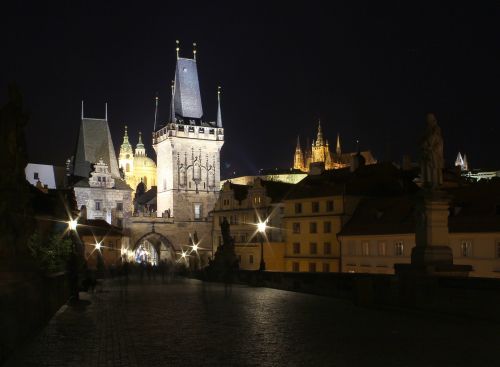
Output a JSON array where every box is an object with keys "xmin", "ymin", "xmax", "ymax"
[{"xmin": 153, "ymin": 123, "xmax": 224, "ymax": 145}]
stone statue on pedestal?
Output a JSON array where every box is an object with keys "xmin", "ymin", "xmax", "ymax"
[{"xmin": 419, "ymin": 113, "xmax": 444, "ymax": 190}]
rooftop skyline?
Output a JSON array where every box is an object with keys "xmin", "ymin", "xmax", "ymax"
[{"xmin": 2, "ymin": 2, "xmax": 499, "ymax": 176}]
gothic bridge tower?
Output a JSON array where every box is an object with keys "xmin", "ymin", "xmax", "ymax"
[{"xmin": 153, "ymin": 42, "xmax": 224, "ymax": 220}]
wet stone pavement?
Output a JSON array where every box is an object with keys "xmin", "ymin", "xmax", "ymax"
[{"xmin": 5, "ymin": 277, "xmax": 499, "ymax": 367}]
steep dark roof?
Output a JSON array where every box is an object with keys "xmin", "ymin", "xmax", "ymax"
[
  {"xmin": 260, "ymin": 180, "xmax": 295, "ymax": 203},
  {"xmin": 339, "ymin": 196, "xmax": 416, "ymax": 236},
  {"xmin": 340, "ymin": 180, "xmax": 500, "ymax": 236},
  {"xmin": 73, "ymin": 118, "xmax": 120, "ymax": 179},
  {"xmin": 286, "ymin": 162, "xmax": 419, "ymax": 200}
]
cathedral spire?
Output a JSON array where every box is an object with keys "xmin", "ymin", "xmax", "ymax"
[
  {"xmin": 336, "ymin": 133, "xmax": 341, "ymax": 156},
  {"xmin": 193, "ymin": 42, "xmax": 197, "ymax": 60},
  {"xmin": 296, "ymin": 135, "xmax": 301, "ymax": 151},
  {"xmin": 316, "ymin": 120, "xmax": 324, "ymax": 146},
  {"xmin": 176, "ymin": 40, "xmax": 180, "ymax": 59},
  {"xmin": 293, "ymin": 135, "xmax": 305, "ymax": 171},
  {"xmin": 217, "ymin": 86, "xmax": 223, "ymax": 128}
]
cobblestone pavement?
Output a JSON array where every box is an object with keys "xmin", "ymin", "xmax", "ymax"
[{"xmin": 4, "ymin": 277, "xmax": 499, "ymax": 367}]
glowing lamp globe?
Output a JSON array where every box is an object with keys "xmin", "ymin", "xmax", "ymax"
[
  {"xmin": 257, "ymin": 221, "xmax": 267, "ymax": 233},
  {"xmin": 68, "ymin": 219, "xmax": 78, "ymax": 231}
]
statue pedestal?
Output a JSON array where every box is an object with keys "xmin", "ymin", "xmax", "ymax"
[{"xmin": 395, "ymin": 189, "xmax": 471, "ymax": 278}]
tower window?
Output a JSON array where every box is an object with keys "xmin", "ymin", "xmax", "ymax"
[
  {"xmin": 34, "ymin": 172, "xmax": 39, "ymax": 180},
  {"xmin": 194, "ymin": 203, "xmax": 202, "ymax": 220},
  {"xmin": 126, "ymin": 163, "xmax": 130, "ymax": 172},
  {"xmin": 95, "ymin": 201, "xmax": 102, "ymax": 211}
]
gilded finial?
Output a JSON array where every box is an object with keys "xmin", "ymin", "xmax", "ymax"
[
  {"xmin": 176, "ymin": 40, "xmax": 180, "ymax": 59},
  {"xmin": 193, "ymin": 42, "xmax": 197, "ymax": 60}
]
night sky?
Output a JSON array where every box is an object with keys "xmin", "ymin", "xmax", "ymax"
[{"xmin": 2, "ymin": 2, "xmax": 499, "ymax": 177}]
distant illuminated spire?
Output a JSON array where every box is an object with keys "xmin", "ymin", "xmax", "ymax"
[
  {"xmin": 336, "ymin": 133, "xmax": 341, "ymax": 156},
  {"xmin": 105, "ymin": 102, "xmax": 108, "ymax": 121},
  {"xmin": 216, "ymin": 86, "xmax": 223, "ymax": 128},
  {"xmin": 193, "ymin": 42, "xmax": 197, "ymax": 60},
  {"xmin": 463, "ymin": 154, "xmax": 469, "ymax": 171},
  {"xmin": 296, "ymin": 135, "xmax": 301, "ymax": 151},
  {"xmin": 176, "ymin": 40, "xmax": 180, "ymax": 59},
  {"xmin": 81, "ymin": 100, "xmax": 84, "ymax": 119}
]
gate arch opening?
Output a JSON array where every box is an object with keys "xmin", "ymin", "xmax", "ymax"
[{"xmin": 126, "ymin": 232, "xmax": 176, "ymax": 265}]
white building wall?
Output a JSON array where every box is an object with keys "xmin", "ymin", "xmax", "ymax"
[{"xmin": 25, "ymin": 163, "xmax": 58, "ymax": 188}]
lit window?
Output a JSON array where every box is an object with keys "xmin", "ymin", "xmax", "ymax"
[
  {"xmin": 460, "ymin": 240, "xmax": 472, "ymax": 257},
  {"xmin": 194, "ymin": 203, "xmax": 202, "ymax": 220},
  {"xmin": 293, "ymin": 242, "xmax": 301, "ymax": 254},
  {"xmin": 394, "ymin": 241, "xmax": 404, "ymax": 256}
]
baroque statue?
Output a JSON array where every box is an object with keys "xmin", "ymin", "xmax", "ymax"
[{"xmin": 419, "ymin": 113, "xmax": 444, "ymax": 190}]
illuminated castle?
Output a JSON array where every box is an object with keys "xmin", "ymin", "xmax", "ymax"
[{"xmin": 293, "ymin": 121, "xmax": 376, "ymax": 172}]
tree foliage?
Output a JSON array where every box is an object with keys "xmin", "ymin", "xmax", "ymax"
[{"xmin": 28, "ymin": 231, "xmax": 73, "ymax": 274}]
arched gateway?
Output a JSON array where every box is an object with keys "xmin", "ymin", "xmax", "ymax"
[{"xmin": 128, "ymin": 231, "xmax": 176, "ymax": 265}]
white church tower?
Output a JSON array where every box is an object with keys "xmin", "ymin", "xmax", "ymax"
[{"xmin": 153, "ymin": 41, "xmax": 224, "ymax": 220}]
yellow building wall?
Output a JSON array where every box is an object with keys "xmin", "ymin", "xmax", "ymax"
[
  {"xmin": 283, "ymin": 196, "xmax": 343, "ymax": 272},
  {"xmin": 340, "ymin": 232, "xmax": 500, "ymax": 278},
  {"xmin": 236, "ymin": 242, "xmax": 285, "ymax": 271}
]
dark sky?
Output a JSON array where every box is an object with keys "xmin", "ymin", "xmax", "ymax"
[{"xmin": 2, "ymin": 2, "xmax": 499, "ymax": 177}]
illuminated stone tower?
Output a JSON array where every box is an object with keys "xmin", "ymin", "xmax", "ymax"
[
  {"xmin": 293, "ymin": 136, "xmax": 305, "ymax": 171},
  {"xmin": 153, "ymin": 42, "xmax": 224, "ymax": 219}
]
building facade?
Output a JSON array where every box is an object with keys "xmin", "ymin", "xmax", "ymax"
[
  {"xmin": 211, "ymin": 178, "xmax": 293, "ymax": 271},
  {"xmin": 339, "ymin": 182, "xmax": 500, "ymax": 278},
  {"xmin": 72, "ymin": 108, "xmax": 133, "ymax": 227}
]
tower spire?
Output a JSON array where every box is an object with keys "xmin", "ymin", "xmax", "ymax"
[
  {"xmin": 336, "ymin": 133, "xmax": 341, "ymax": 156},
  {"xmin": 105, "ymin": 102, "xmax": 108, "ymax": 121},
  {"xmin": 153, "ymin": 93, "xmax": 159, "ymax": 131},
  {"xmin": 81, "ymin": 100, "xmax": 84, "ymax": 119},
  {"xmin": 170, "ymin": 80, "xmax": 175, "ymax": 123},
  {"xmin": 216, "ymin": 86, "xmax": 222, "ymax": 128},
  {"xmin": 135, "ymin": 131, "xmax": 146, "ymax": 156},
  {"xmin": 316, "ymin": 119, "xmax": 324, "ymax": 146},
  {"xmin": 176, "ymin": 40, "xmax": 180, "ymax": 59},
  {"xmin": 193, "ymin": 42, "xmax": 197, "ymax": 60}
]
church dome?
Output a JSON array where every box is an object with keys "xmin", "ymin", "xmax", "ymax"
[{"xmin": 133, "ymin": 155, "xmax": 156, "ymax": 168}]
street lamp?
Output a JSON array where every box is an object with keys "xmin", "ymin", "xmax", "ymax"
[
  {"xmin": 257, "ymin": 221, "xmax": 267, "ymax": 271},
  {"xmin": 68, "ymin": 219, "xmax": 78, "ymax": 231}
]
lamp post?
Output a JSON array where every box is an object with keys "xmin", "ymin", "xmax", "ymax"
[{"xmin": 257, "ymin": 221, "xmax": 266, "ymax": 271}]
